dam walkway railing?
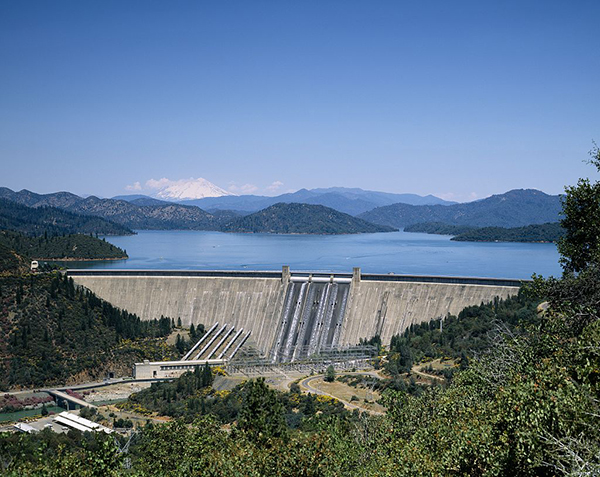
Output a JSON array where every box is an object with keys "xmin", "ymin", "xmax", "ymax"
[{"xmin": 66, "ymin": 268, "xmax": 526, "ymax": 288}]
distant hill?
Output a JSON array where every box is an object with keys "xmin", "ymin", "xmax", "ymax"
[
  {"xmin": 358, "ymin": 189, "xmax": 562, "ymax": 228},
  {"xmin": 221, "ymin": 202, "xmax": 397, "ymax": 234},
  {"xmin": 0, "ymin": 198, "xmax": 133, "ymax": 236},
  {"xmin": 452, "ymin": 222, "xmax": 565, "ymax": 243},
  {"xmin": 112, "ymin": 195, "xmax": 170, "ymax": 206},
  {"xmin": 180, "ymin": 187, "xmax": 454, "ymax": 216},
  {"xmin": 404, "ymin": 222, "xmax": 476, "ymax": 235}
]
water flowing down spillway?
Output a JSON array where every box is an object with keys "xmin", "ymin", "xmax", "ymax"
[{"xmin": 271, "ymin": 278, "xmax": 351, "ymax": 363}]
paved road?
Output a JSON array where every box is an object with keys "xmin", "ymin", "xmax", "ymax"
[
  {"xmin": 48, "ymin": 390, "xmax": 97, "ymax": 409},
  {"xmin": 299, "ymin": 372, "xmax": 384, "ymax": 415}
]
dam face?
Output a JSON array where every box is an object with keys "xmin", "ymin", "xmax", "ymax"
[{"xmin": 68, "ymin": 268, "xmax": 522, "ymax": 359}]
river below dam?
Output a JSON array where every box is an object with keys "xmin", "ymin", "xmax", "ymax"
[{"xmin": 72, "ymin": 230, "xmax": 563, "ymax": 280}]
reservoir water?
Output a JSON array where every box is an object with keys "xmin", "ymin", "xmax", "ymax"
[{"xmin": 79, "ymin": 230, "xmax": 562, "ymax": 279}]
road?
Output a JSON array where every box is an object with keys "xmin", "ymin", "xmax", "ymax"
[
  {"xmin": 411, "ymin": 364, "xmax": 445, "ymax": 382},
  {"xmin": 299, "ymin": 372, "xmax": 384, "ymax": 415}
]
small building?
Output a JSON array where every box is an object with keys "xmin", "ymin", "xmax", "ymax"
[
  {"xmin": 133, "ymin": 359, "xmax": 226, "ymax": 380},
  {"xmin": 14, "ymin": 422, "xmax": 37, "ymax": 433},
  {"xmin": 53, "ymin": 412, "xmax": 112, "ymax": 434}
]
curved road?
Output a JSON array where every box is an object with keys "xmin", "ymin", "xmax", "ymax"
[{"xmin": 299, "ymin": 372, "xmax": 384, "ymax": 415}]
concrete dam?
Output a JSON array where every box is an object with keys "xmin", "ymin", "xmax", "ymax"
[{"xmin": 68, "ymin": 267, "xmax": 523, "ymax": 361}]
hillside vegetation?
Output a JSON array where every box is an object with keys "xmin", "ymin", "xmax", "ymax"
[
  {"xmin": 0, "ymin": 272, "xmax": 176, "ymax": 388},
  {"xmin": 406, "ymin": 221, "xmax": 565, "ymax": 243},
  {"xmin": 0, "ymin": 230, "xmax": 128, "ymax": 260},
  {"xmin": 386, "ymin": 292, "xmax": 540, "ymax": 375},
  {"xmin": 452, "ymin": 222, "xmax": 565, "ymax": 243},
  {"xmin": 221, "ymin": 202, "xmax": 397, "ymax": 234},
  {"xmin": 0, "ymin": 198, "xmax": 133, "ymax": 236},
  {"xmin": 0, "ymin": 244, "xmax": 29, "ymax": 276}
]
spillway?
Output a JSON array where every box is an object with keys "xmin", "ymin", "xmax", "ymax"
[
  {"xmin": 68, "ymin": 267, "xmax": 523, "ymax": 361},
  {"xmin": 270, "ymin": 277, "xmax": 351, "ymax": 362}
]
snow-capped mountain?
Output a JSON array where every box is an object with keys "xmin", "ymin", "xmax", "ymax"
[{"xmin": 153, "ymin": 178, "xmax": 235, "ymax": 200}]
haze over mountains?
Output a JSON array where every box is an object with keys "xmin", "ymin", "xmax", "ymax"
[{"xmin": 115, "ymin": 186, "xmax": 455, "ymax": 216}]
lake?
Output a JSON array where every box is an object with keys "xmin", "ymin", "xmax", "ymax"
[{"xmin": 74, "ymin": 230, "xmax": 563, "ymax": 280}]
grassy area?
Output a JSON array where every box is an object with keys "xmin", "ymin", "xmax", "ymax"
[{"xmin": 310, "ymin": 376, "xmax": 385, "ymax": 413}]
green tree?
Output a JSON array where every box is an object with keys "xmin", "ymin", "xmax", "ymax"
[
  {"xmin": 324, "ymin": 365, "xmax": 336, "ymax": 382},
  {"xmin": 237, "ymin": 378, "xmax": 288, "ymax": 443},
  {"xmin": 558, "ymin": 143, "xmax": 600, "ymax": 273}
]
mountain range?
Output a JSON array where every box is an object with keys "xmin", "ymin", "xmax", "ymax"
[
  {"xmin": 358, "ymin": 189, "xmax": 563, "ymax": 228},
  {"xmin": 0, "ymin": 198, "xmax": 133, "ymax": 236},
  {"xmin": 0, "ymin": 187, "xmax": 222, "ymax": 231},
  {"xmin": 0, "ymin": 188, "xmax": 392, "ymax": 235},
  {"xmin": 114, "ymin": 187, "xmax": 455, "ymax": 216},
  {"xmin": 0, "ymin": 186, "xmax": 564, "ymax": 234}
]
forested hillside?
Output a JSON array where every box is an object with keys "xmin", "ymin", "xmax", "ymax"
[
  {"xmin": 0, "ymin": 230, "xmax": 128, "ymax": 260},
  {"xmin": 0, "ymin": 272, "xmax": 175, "ymax": 388},
  {"xmin": 0, "ymin": 198, "xmax": 133, "ymax": 236},
  {"xmin": 359, "ymin": 189, "xmax": 562, "ymax": 228},
  {"xmin": 405, "ymin": 221, "xmax": 565, "ymax": 243},
  {"xmin": 0, "ymin": 243, "xmax": 29, "ymax": 276},
  {"xmin": 452, "ymin": 222, "xmax": 565, "ymax": 242},
  {"xmin": 221, "ymin": 202, "xmax": 396, "ymax": 234},
  {"xmin": 386, "ymin": 292, "xmax": 540, "ymax": 374}
]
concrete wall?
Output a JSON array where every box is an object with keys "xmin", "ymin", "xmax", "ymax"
[
  {"xmin": 70, "ymin": 272, "xmax": 286, "ymax": 353},
  {"xmin": 69, "ymin": 269, "xmax": 522, "ymax": 355},
  {"xmin": 340, "ymin": 279, "xmax": 518, "ymax": 346}
]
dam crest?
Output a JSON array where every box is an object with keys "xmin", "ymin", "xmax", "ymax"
[{"xmin": 68, "ymin": 267, "xmax": 523, "ymax": 360}]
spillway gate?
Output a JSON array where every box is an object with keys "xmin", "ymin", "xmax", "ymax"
[{"xmin": 270, "ymin": 274, "xmax": 351, "ymax": 363}]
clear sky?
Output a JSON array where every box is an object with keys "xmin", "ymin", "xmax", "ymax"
[{"xmin": 1, "ymin": 1, "xmax": 599, "ymax": 201}]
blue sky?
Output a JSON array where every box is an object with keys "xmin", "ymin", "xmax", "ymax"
[{"xmin": 1, "ymin": 1, "xmax": 599, "ymax": 201}]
